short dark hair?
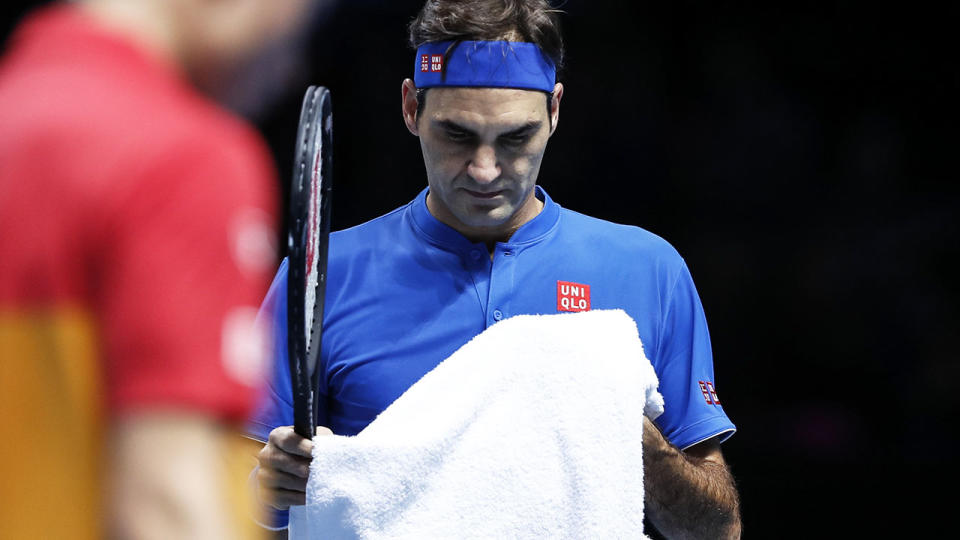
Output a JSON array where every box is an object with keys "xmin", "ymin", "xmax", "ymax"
[
  {"xmin": 408, "ymin": 0, "xmax": 564, "ymax": 70},
  {"xmin": 409, "ymin": 0, "xmax": 563, "ymax": 122}
]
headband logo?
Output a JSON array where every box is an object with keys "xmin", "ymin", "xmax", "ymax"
[{"xmin": 420, "ymin": 54, "xmax": 443, "ymax": 73}]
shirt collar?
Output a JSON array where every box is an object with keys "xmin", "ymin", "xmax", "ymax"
[{"xmin": 408, "ymin": 185, "xmax": 561, "ymax": 252}]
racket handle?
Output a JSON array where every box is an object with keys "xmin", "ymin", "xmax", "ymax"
[{"xmin": 290, "ymin": 382, "xmax": 314, "ymax": 439}]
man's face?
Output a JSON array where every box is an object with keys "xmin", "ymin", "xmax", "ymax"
[
  {"xmin": 181, "ymin": 0, "xmax": 328, "ymax": 95},
  {"xmin": 405, "ymin": 84, "xmax": 560, "ymax": 238}
]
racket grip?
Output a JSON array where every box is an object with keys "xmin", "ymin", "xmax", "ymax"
[{"xmin": 291, "ymin": 389, "xmax": 314, "ymax": 439}]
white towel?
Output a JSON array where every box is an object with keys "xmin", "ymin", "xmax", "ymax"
[{"xmin": 289, "ymin": 309, "xmax": 664, "ymax": 539}]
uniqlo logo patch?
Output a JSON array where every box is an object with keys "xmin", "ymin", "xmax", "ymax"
[
  {"xmin": 421, "ymin": 54, "xmax": 443, "ymax": 73},
  {"xmin": 557, "ymin": 281, "xmax": 591, "ymax": 312},
  {"xmin": 699, "ymin": 381, "xmax": 721, "ymax": 405}
]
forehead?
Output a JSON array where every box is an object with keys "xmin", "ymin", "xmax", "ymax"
[{"xmin": 424, "ymin": 87, "xmax": 547, "ymax": 126}]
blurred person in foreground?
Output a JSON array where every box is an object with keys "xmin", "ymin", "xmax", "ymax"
[
  {"xmin": 250, "ymin": 0, "xmax": 741, "ymax": 537},
  {"xmin": 0, "ymin": 0, "xmax": 328, "ymax": 538}
]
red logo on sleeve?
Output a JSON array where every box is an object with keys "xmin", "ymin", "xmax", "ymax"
[
  {"xmin": 420, "ymin": 54, "xmax": 430, "ymax": 72},
  {"xmin": 557, "ymin": 281, "xmax": 591, "ymax": 312},
  {"xmin": 699, "ymin": 381, "xmax": 721, "ymax": 405}
]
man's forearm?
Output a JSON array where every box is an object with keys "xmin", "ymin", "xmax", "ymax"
[
  {"xmin": 108, "ymin": 412, "xmax": 242, "ymax": 540},
  {"xmin": 643, "ymin": 419, "xmax": 741, "ymax": 539}
]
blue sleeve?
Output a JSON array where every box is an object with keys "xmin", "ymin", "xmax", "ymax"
[
  {"xmin": 247, "ymin": 258, "xmax": 294, "ymax": 442},
  {"xmin": 652, "ymin": 261, "xmax": 736, "ymax": 450},
  {"xmin": 246, "ymin": 259, "xmax": 293, "ymax": 529}
]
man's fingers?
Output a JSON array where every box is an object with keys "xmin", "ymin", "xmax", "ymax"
[
  {"xmin": 263, "ymin": 488, "xmax": 306, "ymax": 510},
  {"xmin": 257, "ymin": 467, "xmax": 309, "ymax": 492},
  {"xmin": 254, "ymin": 425, "xmax": 337, "ymax": 511},
  {"xmin": 267, "ymin": 425, "xmax": 314, "ymax": 457},
  {"xmin": 257, "ymin": 446, "xmax": 311, "ymax": 478}
]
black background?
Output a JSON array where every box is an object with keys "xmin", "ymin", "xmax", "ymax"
[{"xmin": 4, "ymin": 1, "xmax": 958, "ymax": 536}]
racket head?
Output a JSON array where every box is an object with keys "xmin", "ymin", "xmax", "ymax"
[{"xmin": 287, "ymin": 85, "xmax": 333, "ymax": 439}]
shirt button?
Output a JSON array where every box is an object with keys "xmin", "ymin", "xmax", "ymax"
[
  {"xmin": 493, "ymin": 310, "xmax": 503, "ymax": 321},
  {"xmin": 503, "ymin": 250, "xmax": 514, "ymax": 257}
]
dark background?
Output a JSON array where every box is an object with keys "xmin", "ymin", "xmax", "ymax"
[{"xmin": 4, "ymin": 1, "xmax": 957, "ymax": 536}]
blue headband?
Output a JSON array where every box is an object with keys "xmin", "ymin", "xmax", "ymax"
[{"xmin": 414, "ymin": 40, "xmax": 556, "ymax": 93}]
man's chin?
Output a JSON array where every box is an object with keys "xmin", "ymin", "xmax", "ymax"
[{"xmin": 455, "ymin": 209, "xmax": 513, "ymax": 230}]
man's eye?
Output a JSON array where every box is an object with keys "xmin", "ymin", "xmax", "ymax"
[
  {"xmin": 446, "ymin": 130, "xmax": 470, "ymax": 142},
  {"xmin": 501, "ymin": 134, "xmax": 530, "ymax": 146}
]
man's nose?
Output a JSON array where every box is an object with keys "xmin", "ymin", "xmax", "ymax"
[{"xmin": 466, "ymin": 145, "xmax": 500, "ymax": 184}]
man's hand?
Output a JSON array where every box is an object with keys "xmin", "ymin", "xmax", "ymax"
[{"xmin": 255, "ymin": 425, "xmax": 332, "ymax": 510}]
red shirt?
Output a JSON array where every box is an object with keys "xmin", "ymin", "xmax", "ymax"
[{"xmin": 0, "ymin": 6, "xmax": 278, "ymax": 537}]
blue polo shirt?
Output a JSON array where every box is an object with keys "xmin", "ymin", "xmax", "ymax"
[{"xmin": 249, "ymin": 185, "xmax": 734, "ymax": 448}]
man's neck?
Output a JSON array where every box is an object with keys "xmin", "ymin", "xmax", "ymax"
[
  {"xmin": 426, "ymin": 189, "xmax": 544, "ymax": 254},
  {"xmin": 80, "ymin": 0, "xmax": 183, "ymax": 70}
]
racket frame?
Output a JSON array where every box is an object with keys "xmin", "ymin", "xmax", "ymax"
[{"xmin": 287, "ymin": 86, "xmax": 333, "ymax": 439}]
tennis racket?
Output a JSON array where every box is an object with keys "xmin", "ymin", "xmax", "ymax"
[{"xmin": 287, "ymin": 86, "xmax": 333, "ymax": 439}]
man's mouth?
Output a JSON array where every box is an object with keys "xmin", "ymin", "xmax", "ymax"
[{"xmin": 463, "ymin": 188, "xmax": 503, "ymax": 199}]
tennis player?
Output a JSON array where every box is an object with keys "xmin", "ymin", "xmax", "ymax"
[
  {"xmin": 0, "ymin": 0, "xmax": 328, "ymax": 538},
  {"xmin": 251, "ymin": 1, "xmax": 741, "ymax": 537}
]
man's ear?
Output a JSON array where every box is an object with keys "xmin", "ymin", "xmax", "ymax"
[
  {"xmin": 401, "ymin": 78, "xmax": 420, "ymax": 136},
  {"xmin": 548, "ymin": 82, "xmax": 564, "ymax": 136}
]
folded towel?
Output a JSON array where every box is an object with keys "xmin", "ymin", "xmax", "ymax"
[{"xmin": 290, "ymin": 309, "xmax": 664, "ymax": 539}]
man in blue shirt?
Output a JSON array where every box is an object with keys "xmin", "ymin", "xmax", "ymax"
[{"xmin": 251, "ymin": 1, "xmax": 742, "ymax": 537}]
